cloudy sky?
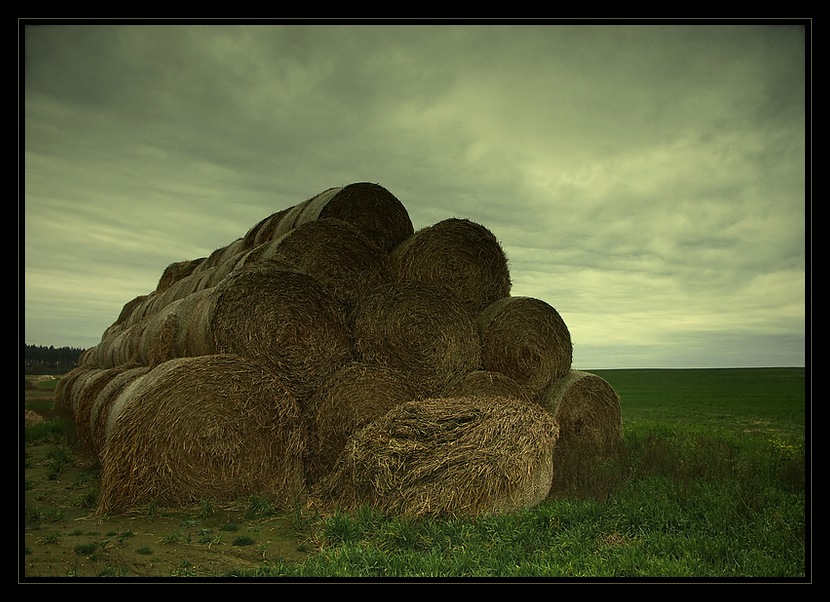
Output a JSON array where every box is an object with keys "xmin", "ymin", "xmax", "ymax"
[{"xmin": 22, "ymin": 21, "xmax": 808, "ymax": 369}]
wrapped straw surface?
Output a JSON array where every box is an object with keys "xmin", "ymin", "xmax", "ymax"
[
  {"xmin": 304, "ymin": 362, "xmax": 421, "ymax": 486},
  {"xmin": 476, "ymin": 296, "xmax": 573, "ymax": 397},
  {"xmin": 312, "ymin": 395, "xmax": 560, "ymax": 518},
  {"xmin": 390, "ymin": 217, "xmax": 511, "ymax": 315},
  {"xmin": 350, "ymin": 281, "xmax": 481, "ymax": 396},
  {"xmin": 98, "ymin": 354, "xmax": 306, "ymax": 514}
]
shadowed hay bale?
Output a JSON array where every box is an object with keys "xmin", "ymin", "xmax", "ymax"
[
  {"xmin": 155, "ymin": 258, "xmax": 205, "ymax": 294},
  {"xmin": 390, "ymin": 217, "xmax": 512, "ymax": 315},
  {"xmin": 273, "ymin": 183, "xmax": 414, "ymax": 254},
  {"xmin": 243, "ymin": 207, "xmax": 292, "ymax": 249},
  {"xmin": 94, "ymin": 321, "xmax": 149, "ymax": 369},
  {"xmin": 350, "ymin": 281, "xmax": 481, "ymax": 396},
  {"xmin": 476, "ymin": 296, "xmax": 573, "ymax": 397},
  {"xmin": 240, "ymin": 219, "xmax": 393, "ymax": 309},
  {"xmin": 54, "ymin": 366, "xmax": 96, "ymax": 419},
  {"xmin": 98, "ymin": 355, "xmax": 307, "ymax": 514},
  {"xmin": 112, "ymin": 295, "xmax": 149, "ymax": 329},
  {"xmin": 68, "ymin": 365, "xmax": 144, "ymax": 459},
  {"xmin": 89, "ymin": 365, "xmax": 150, "ymax": 458},
  {"xmin": 311, "ymin": 395, "xmax": 560, "ymax": 518},
  {"xmin": 137, "ymin": 261, "xmax": 353, "ymax": 399},
  {"xmin": 442, "ymin": 370, "xmax": 533, "ymax": 403},
  {"xmin": 304, "ymin": 362, "xmax": 421, "ymax": 486},
  {"xmin": 537, "ymin": 370, "xmax": 622, "ymax": 496}
]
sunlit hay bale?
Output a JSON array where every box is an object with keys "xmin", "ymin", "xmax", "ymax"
[
  {"xmin": 476, "ymin": 296, "xmax": 573, "ymax": 398},
  {"xmin": 390, "ymin": 217, "xmax": 512, "ymax": 316},
  {"xmin": 89, "ymin": 365, "xmax": 149, "ymax": 458},
  {"xmin": 312, "ymin": 395, "xmax": 560, "ymax": 518},
  {"xmin": 351, "ymin": 281, "xmax": 481, "ymax": 396},
  {"xmin": 537, "ymin": 370, "xmax": 622, "ymax": 497},
  {"xmin": 304, "ymin": 362, "xmax": 421, "ymax": 486},
  {"xmin": 242, "ymin": 219, "xmax": 394, "ymax": 310},
  {"xmin": 154, "ymin": 258, "xmax": 205, "ymax": 294},
  {"xmin": 442, "ymin": 369, "xmax": 534, "ymax": 403},
  {"xmin": 273, "ymin": 183, "xmax": 414, "ymax": 254},
  {"xmin": 137, "ymin": 261, "xmax": 354, "ymax": 399},
  {"xmin": 97, "ymin": 354, "xmax": 307, "ymax": 514}
]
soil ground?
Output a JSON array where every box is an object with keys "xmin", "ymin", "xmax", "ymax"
[{"xmin": 21, "ymin": 378, "xmax": 314, "ymax": 580}]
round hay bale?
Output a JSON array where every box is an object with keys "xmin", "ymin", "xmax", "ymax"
[
  {"xmin": 304, "ymin": 362, "xmax": 421, "ymax": 486},
  {"xmin": 137, "ymin": 261, "xmax": 354, "ymax": 399},
  {"xmin": 54, "ymin": 366, "xmax": 95, "ymax": 419},
  {"xmin": 476, "ymin": 296, "xmax": 573, "ymax": 397},
  {"xmin": 442, "ymin": 370, "xmax": 533, "ymax": 403},
  {"xmin": 273, "ymin": 183, "xmax": 413, "ymax": 254},
  {"xmin": 351, "ymin": 281, "xmax": 481, "ymax": 396},
  {"xmin": 89, "ymin": 365, "xmax": 150, "ymax": 458},
  {"xmin": 390, "ymin": 217, "xmax": 512, "ymax": 315},
  {"xmin": 95, "ymin": 321, "xmax": 148, "ymax": 369},
  {"xmin": 312, "ymin": 395, "xmax": 560, "ymax": 518},
  {"xmin": 97, "ymin": 355, "xmax": 307, "ymax": 514},
  {"xmin": 242, "ymin": 219, "xmax": 393, "ymax": 309},
  {"xmin": 243, "ymin": 207, "xmax": 292, "ymax": 249},
  {"xmin": 112, "ymin": 294, "xmax": 150, "ymax": 328},
  {"xmin": 78, "ymin": 346, "xmax": 98, "ymax": 367},
  {"xmin": 537, "ymin": 370, "xmax": 622, "ymax": 497},
  {"xmin": 154, "ymin": 258, "xmax": 205, "ymax": 294},
  {"xmin": 69, "ymin": 364, "xmax": 144, "ymax": 459}
]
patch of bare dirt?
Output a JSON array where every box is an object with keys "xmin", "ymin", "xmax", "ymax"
[{"xmin": 21, "ymin": 379, "xmax": 315, "ymax": 580}]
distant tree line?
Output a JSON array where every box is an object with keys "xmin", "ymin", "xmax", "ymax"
[{"xmin": 24, "ymin": 344, "xmax": 86, "ymax": 373}]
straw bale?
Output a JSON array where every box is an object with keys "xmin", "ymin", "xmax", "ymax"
[
  {"xmin": 443, "ymin": 370, "xmax": 533, "ymax": 403},
  {"xmin": 476, "ymin": 296, "xmax": 573, "ymax": 397},
  {"xmin": 350, "ymin": 281, "xmax": 481, "ymax": 396},
  {"xmin": 312, "ymin": 395, "xmax": 560, "ymax": 518},
  {"xmin": 97, "ymin": 354, "xmax": 307, "ymax": 514},
  {"xmin": 243, "ymin": 207, "xmax": 292, "ymax": 249},
  {"xmin": 241, "ymin": 219, "xmax": 393, "ymax": 309},
  {"xmin": 78, "ymin": 347, "xmax": 98, "ymax": 367},
  {"xmin": 54, "ymin": 366, "xmax": 95, "ymax": 419},
  {"xmin": 89, "ymin": 365, "xmax": 150, "ymax": 458},
  {"xmin": 537, "ymin": 370, "xmax": 622, "ymax": 496},
  {"xmin": 390, "ymin": 218, "xmax": 512, "ymax": 315},
  {"xmin": 155, "ymin": 258, "xmax": 205, "ymax": 294},
  {"xmin": 304, "ymin": 362, "xmax": 421, "ymax": 486},
  {"xmin": 272, "ymin": 183, "xmax": 413, "ymax": 254},
  {"xmin": 113, "ymin": 295, "xmax": 149, "ymax": 328},
  {"xmin": 135, "ymin": 261, "xmax": 353, "ymax": 399},
  {"xmin": 95, "ymin": 321, "xmax": 148, "ymax": 369},
  {"xmin": 69, "ymin": 364, "xmax": 144, "ymax": 459}
]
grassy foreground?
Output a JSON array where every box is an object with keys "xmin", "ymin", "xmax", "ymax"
[{"xmin": 24, "ymin": 368, "xmax": 808, "ymax": 580}]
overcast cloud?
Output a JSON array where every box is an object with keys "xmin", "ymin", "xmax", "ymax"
[{"xmin": 22, "ymin": 22, "xmax": 808, "ymax": 369}]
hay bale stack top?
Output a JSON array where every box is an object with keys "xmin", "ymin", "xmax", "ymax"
[{"xmin": 391, "ymin": 217, "xmax": 512, "ymax": 316}]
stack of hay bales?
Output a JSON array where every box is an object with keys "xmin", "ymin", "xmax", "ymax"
[{"xmin": 57, "ymin": 181, "xmax": 621, "ymax": 518}]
